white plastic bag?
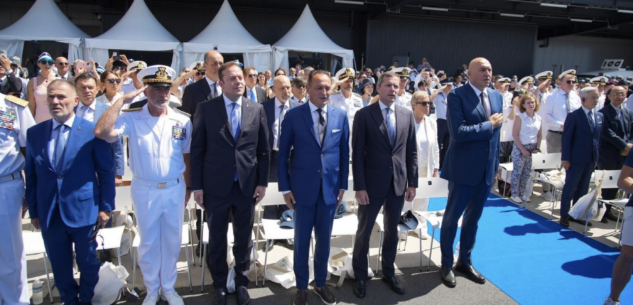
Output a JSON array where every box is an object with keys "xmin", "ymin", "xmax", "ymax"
[
  {"xmin": 226, "ymin": 266, "xmax": 236, "ymax": 293},
  {"xmin": 569, "ymin": 170, "xmax": 605, "ymax": 221},
  {"xmin": 92, "ymin": 262, "xmax": 129, "ymax": 305}
]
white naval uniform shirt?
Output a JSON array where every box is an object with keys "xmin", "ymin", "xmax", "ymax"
[
  {"xmin": 543, "ymin": 89, "xmax": 581, "ymax": 132},
  {"xmin": 0, "ymin": 95, "xmax": 35, "ymax": 176},
  {"xmin": 395, "ymin": 91, "xmax": 412, "ymax": 110},
  {"xmin": 112, "ymin": 105, "xmax": 192, "ymax": 181},
  {"xmin": 329, "ymin": 91, "xmax": 362, "ymax": 127}
]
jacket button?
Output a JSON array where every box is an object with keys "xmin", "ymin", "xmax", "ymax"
[
  {"xmin": 58, "ymin": 176, "xmax": 62, "ymax": 179},
  {"xmin": 321, "ymin": 154, "xmax": 324, "ymax": 158},
  {"xmin": 318, "ymin": 170, "xmax": 321, "ymax": 173}
]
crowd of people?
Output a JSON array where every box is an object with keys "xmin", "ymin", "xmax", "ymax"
[{"xmin": 1, "ymin": 48, "xmax": 633, "ymax": 305}]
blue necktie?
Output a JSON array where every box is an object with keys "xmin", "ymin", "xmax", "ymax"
[
  {"xmin": 54, "ymin": 124, "xmax": 67, "ymax": 170},
  {"xmin": 588, "ymin": 110, "xmax": 595, "ymax": 132},
  {"xmin": 385, "ymin": 108, "xmax": 395, "ymax": 146},
  {"xmin": 250, "ymin": 88, "xmax": 256, "ymax": 102},
  {"xmin": 230, "ymin": 102, "xmax": 241, "ymax": 181}
]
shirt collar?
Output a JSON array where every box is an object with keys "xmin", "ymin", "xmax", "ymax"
[
  {"xmin": 308, "ymin": 100, "xmax": 327, "ymax": 113},
  {"xmin": 223, "ymin": 94, "xmax": 242, "ymax": 107},
  {"xmin": 52, "ymin": 113, "xmax": 76, "ymax": 129},
  {"xmin": 378, "ymin": 100, "xmax": 395, "ymax": 113},
  {"xmin": 582, "ymin": 106, "xmax": 594, "ymax": 115},
  {"xmin": 468, "ymin": 82, "xmax": 484, "ymax": 97},
  {"xmin": 275, "ymin": 97, "xmax": 289, "ymax": 109},
  {"xmin": 205, "ymin": 76, "xmax": 218, "ymax": 86},
  {"xmin": 611, "ymin": 103, "xmax": 622, "ymax": 111},
  {"xmin": 80, "ymin": 99, "xmax": 97, "ymax": 111}
]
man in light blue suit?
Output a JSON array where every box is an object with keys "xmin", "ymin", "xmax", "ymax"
[
  {"xmin": 278, "ymin": 70, "xmax": 350, "ymax": 305},
  {"xmin": 439, "ymin": 58, "xmax": 503, "ymax": 288},
  {"xmin": 25, "ymin": 80, "xmax": 115, "ymax": 305}
]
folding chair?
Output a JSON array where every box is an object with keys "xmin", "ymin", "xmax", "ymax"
[
  {"xmin": 94, "ymin": 225, "xmax": 126, "ymax": 266},
  {"xmin": 531, "ymin": 153, "xmax": 564, "ymax": 218},
  {"xmin": 329, "ymin": 179, "xmax": 357, "ymax": 287},
  {"xmin": 23, "ymin": 231, "xmax": 54, "ymax": 303},
  {"xmin": 498, "ymin": 162, "xmax": 513, "ymax": 198},
  {"xmin": 596, "ymin": 170, "xmax": 629, "ymax": 241}
]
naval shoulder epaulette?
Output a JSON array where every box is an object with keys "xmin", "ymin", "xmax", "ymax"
[
  {"xmin": 173, "ymin": 108, "xmax": 191, "ymax": 117},
  {"xmin": 122, "ymin": 108, "xmax": 142, "ymax": 112},
  {"xmin": 5, "ymin": 95, "xmax": 29, "ymax": 107}
]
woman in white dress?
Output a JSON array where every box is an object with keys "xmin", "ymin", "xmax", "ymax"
[{"xmin": 406, "ymin": 91, "xmax": 440, "ymax": 239}]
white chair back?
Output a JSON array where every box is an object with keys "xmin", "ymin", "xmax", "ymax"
[
  {"xmin": 532, "ymin": 153, "xmax": 562, "ymax": 170},
  {"xmin": 598, "ymin": 170, "xmax": 621, "ymax": 190},
  {"xmin": 416, "ymin": 177, "xmax": 449, "ymax": 199},
  {"xmin": 22, "ymin": 231, "xmax": 47, "ymax": 255},
  {"xmin": 95, "ymin": 226, "xmax": 125, "ymax": 251},
  {"xmin": 259, "ymin": 182, "xmax": 286, "ymax": 207},
  {"xmin": 114, "ymin": 186, "xmax": 134, "ymax": 213},
  {"xmin": 341, "ymin": 179, "xmax": 355, "ymax": 202}
]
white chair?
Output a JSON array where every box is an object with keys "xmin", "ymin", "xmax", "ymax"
[
  {"xmin": 498, "ymin": 162, "xmax": 513, "ymax": 197},
  {"xmin": 531, "ymin": 153, "xmax": 563, "ymax": 218},
  {"xmin": 329, "ymin": 179, "xmax": 358, "ymax": 287},
  {"xmin": 23, "ymin": 231, "xmax": 54, "ymax": 303},
  {"xmin": 94, "ymin": 225, "xmax": 126, "ymax": 266},
  {"xmin": 596, "ymin": 170, "xmax": 629, "ymax": 239}
]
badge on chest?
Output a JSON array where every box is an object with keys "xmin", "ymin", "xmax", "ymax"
[
  {"xmin": 0, "ymin": 107, "xmax": 17, "ymax": 130},
  {"xmin": 172, "ymin": 123, "xmax": 187, "ymax": 140}
]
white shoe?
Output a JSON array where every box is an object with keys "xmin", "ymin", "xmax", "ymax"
[
  {"xmin": 161, "ymin": 292, "xmax": 184, "ymax": 305},
  {"xmin": 522, "ymin": 195, "xmax": 531, "ymax": 203},
  {"xmin": 510, "ymin": 196, "xmax": 524, "ymax": 204},
  {"xmin": 542, "ymin": 192, "xmax": 554, "ymax": 201},
  {"xmin": 143, "ymin": 294, "xmax": 159, "ymax": 305},
  {"xmin": 604, "ymin": 298, "xmax": 620, "ymax": 305}
]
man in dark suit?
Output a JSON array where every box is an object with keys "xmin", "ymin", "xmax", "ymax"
[
  {"xmin": 180, "ymin": 50, "xmax": 224, "ymax": 118},
  {"xmin": 191, "ymin": 62, "xmax": 270, "ymax": 305},
  {"xmin": 439, "ymin": 58, "xmax": 503, "ymax": 288},
  {"xmin": 0, "ymin": 54, "xmax": 22, "ymax": 95},
  {"xmin": 243, "ymin": 67, "xmax": 267, "ymax": 103},
  {"xmin": 351, "ymin": 71, "xmax": 418, "ymax": 298},
  {"xmin": 180, "ymin": 50, "xmax": 224, "ymax": 255},
  {"xmin": 277, "ymin": 70, "xmax": 349, "ymax": 305},
  {"xmin": 25, "ymin": 80, "xmax": 115, "ymax": 305},
  {"xmin": 560, "ymin": 86, "xmax": 604, "ymax": 227},
  {"xmin": 261, "ymin": 75, "xmax": 299, "ymax": 251},
  {"xmin": 599, "ymin": 86, "xmax": 632, "ymax": 223}
]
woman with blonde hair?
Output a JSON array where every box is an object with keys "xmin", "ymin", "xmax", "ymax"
[{"xmin": 510, "ymin": 93, "xmax": 542, "ymax": 203}]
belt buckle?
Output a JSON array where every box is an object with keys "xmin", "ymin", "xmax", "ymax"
[{"xmin": 157, "ymin": 182, "xmax": 167, "ymax": 189}]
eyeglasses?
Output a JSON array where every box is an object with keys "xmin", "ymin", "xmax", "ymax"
[
  {"xmin": 247, "ymin": 74, "xmax": 257, "ymax": 78},
  {"xmin": 196, "ymin": 71, "xmax": 205, "ymax": 76},
  {"xmin": 106, "ymin": 79, "xmax": 121, "ymax": 84},
  {"xmin": 38, "ymin": 59, "xmax": 54, "ymax": 65},
  {"xmin": 295, "ymin": 85, "xmax": 306, "ymax": 89},
  {"xmin": 416, "ymin": 102, "xmax": 431, "ymax": 106},
  {"xmin": 566, "ymin": 80, "xmax": 577, "ymax": 84},
  {"xmin": 611, "ymin": 93, "xmax": 626, "ymax": 97},
  {"xmin": 57, "ymin": 62, "xmax": 69, "ymax": 66}
]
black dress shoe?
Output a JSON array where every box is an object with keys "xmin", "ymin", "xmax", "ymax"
[
  {"xmin": 440, "ymin": 266, "xmax": 456, "ymax": 288},
  {"xmin": 560, "ymin": 216, "xmax": 570, "ymax": 227},
  {"xmin": 214, "ymin": 287, "xmax": 227, "ymax": 305},
  {"xmin": 381, "ymin": 276, "xmax": 405, "ymax": 295},
  {"xmin": 265, "ymin": 239, "xmax": 275, "ymax": 252},
  {"xmin": 569, "ymin": 217, "xmax": 592, "ymax": 226},
  {"xmin": 313, "ymin": 285, "xmax": 337, "ymax": 305},
  {"xmin": 294, "ymin": 289, "xmax": 307, "ymax": 305},
  {"xmin": 79, "ymin": 302, "xmax": 92, "ymax": 305},
  {"xmin": 195, "ymin": 244, "xmax": 202, "ymax": 257},
  {"xmin": 601, "ymin": 217, "xmax": 609, "ymax": 224},
  {"xmin": 605, "ymin": 211, "xmax": 619, "ymax": 221},
  {"xmin": 353, "ymin": 280, "xmax": 366, "ymax": 299},
  {"xmin": 454, "ymin": 262, "xmax": 486, "ymax": 284},
  {"xmin": 279, "ymin": 239, "xmax": 294, "ymax": 250},
  {"xmin": 236, "ymin": 286, "xmax": 250, "ymax": 305}
]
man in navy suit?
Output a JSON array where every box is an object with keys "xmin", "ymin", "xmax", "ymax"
[
  {"xmin": 351, "ymin": 71, "xmax": 418, "ymax": 298},
  {"xmin": 243, "ymin": 67, "xmax": 268, "ymax": 103},
  {"xmin": 25, "ymin": 80, "xmax": 115, "ymax": 305},
  {"xmin": 261, "ymin": 75, "xmax": 299, "ymax": 250},
  {"xmin": 191, "ymin": 62, "xmax": 270, "ymax": 305},
  {"xmin": 278, "ymin": 70, "xmax": 349, "ymax": 305},
  {"xmin": 439, "ymin": 58, "xmax": 503, "ymax": 288},
  {"xmin": 560, "ymin": 86, "xmax": 604, "ymax": 227}
]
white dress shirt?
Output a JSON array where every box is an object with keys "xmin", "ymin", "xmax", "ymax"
[
  {"xmin": 308, "ymin": 101, "xmax": 327, "ymax": 144},
  {"xmin": 378, "ymin": 100, "xmax": 396, "ymax": 129},
  {"xmin": 272, "ymin": 98, "xmax": 290, "ymax": 150},
  {"xmin": 543, "ymin": 89, "xmax": 581, "ymax": 131},
  {"xmin": 76, "ymin": 100, "xmax": 96, "ymax": 122},
  {"xmin": 49, "ymin": 114, "xmax": 75, "ymax": 166},
  {"xmin": 206, "ymin": 76, "xmax": 222, "ymax": 97}
]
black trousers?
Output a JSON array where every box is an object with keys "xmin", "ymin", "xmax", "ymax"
[
  {"xmin": 352, "ymin": 183, "xmax": 404, "ymax": 280},
  {"xmin": 264, "ymin": 150, "xmax": 289, "ymax": 220},
  {"xmin": 437, "ymin": 119, "xmax": 450, "ymax": 169},
  {"xmin": 205, "ymin": 182, "xmax": 255, "ymax": 289}
]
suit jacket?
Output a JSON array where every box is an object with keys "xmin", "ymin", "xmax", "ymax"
[
  {"xmin": 25, "ymin": 117, "xmax": 115, "ymax": 230},
  {"xmin": 562, "ymin": 107, "xmax": 604, "ymax": 164},
  {"xmin": 352, "ymin": 102, "xmax": 418, "ymax": 198},
  {"xmin": 74, "ymin": 102, "xmax": 125, "ymax": 176},
  {"xmin": 261, "ymin": 98, "xmax": 300, "ymax": 150},
  {"xmin": 278, "ymin": 102, "xmax": 350, "ymax": 206},
  {"xmin": 599, "ymin": 104, "xmax": 632, "ymax": 168},
  {"xmin": 180, "ymin": 78, "xmax": 211, "ymax": 118},
  {"xmin": 190, "ymin": 96, "xmax": 270, "ymax": 198},
  {"xmin": 0, "ymin": 71, "xmax": 22, "ymax": 94},
  {"xmin": 243, "ymin": 86, "xmax": 267, "ymax": 103},
  {"xmin": 440, "ymin": 84, "xmax": 503, "ymax": 186}
]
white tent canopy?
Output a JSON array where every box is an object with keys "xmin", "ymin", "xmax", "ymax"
[
  {"xmin": 84, "ymin": 0, "xmax": 181, "ymax": 71},
  {"xmin": 0, "ymin": 0, "xmax": 90, "ymax": 63},
  {"xmin": 183, "ymin": 0, "xmax": 271, "ymax": 72},
  {"xmin": 272, "ymin": 5, "xmax": 354, "ymax": 72}
]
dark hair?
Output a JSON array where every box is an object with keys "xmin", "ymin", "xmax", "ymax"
[
  {"xmin": 605, "ymin": 88, "xmax": 612, "ymax": 107},
  {"xmin": 99, "ymin": 70, "xmax": 119, "ymax": 93},
  {"xmin": 274, "ymin": 67, "xmax": 287, "ymax": 76},
  {"xmin": 74, "ymin": 72, "xmax": 98, "ymax": 86},
  {"xmin": 308, "ymin": 70, "xmax": 331, "ymax": 86},
  {"xmin": 292, "ymin": 76, "xmax": 307, "ymax": 88},
  {"xmin": 243, "ymin": 66, "xmax": 256, "ymax": 75},
  {"xmin": 218, "ymin": 62, "xmax": 241, "ymax": 82}
]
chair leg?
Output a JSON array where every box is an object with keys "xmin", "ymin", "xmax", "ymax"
[
  {"xmin": 419, "ymin": 228, "xmax": 423, "ymax": 271},
  {"xmin": 255, "ymin": 210, "xmax": 262, "ymax": 287},
  {"xmin": 185, "ymin": 245, "xmax": 193, "ymax": 292},
  {"xmin": 253, "ymin": 243, "xmax": 258, "ymax": 287},
  {"xmin": 428, "ymin": 228, "xmax": 436, "ymax": 271},
  {"xmin": 263, "ymin": 240, "xmax": 269, "ymax": 286},
  {"xmin": 377, "ymin": 231, "xmax": 383, "ymax": 275},
  {"xmin": 43, "ymin": 253, "xmax": 53, "ymax": 303},
  {"xmin": 117, "ymin": 248, "xmax": 122, "ymax": 266},
  {"xmin": 132, "ymin": 247, "xmax": 136, "ymax": 284},
  {"xmin": 201, "ymin": 244, "xmax": 206, "ymax": 293}
]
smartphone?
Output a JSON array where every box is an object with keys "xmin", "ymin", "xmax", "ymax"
[
  {"xmin": 85, "ymin": 62, "xmax": 93, "ymax": 69},
  {"xmin": 112, "ymin": 52, "xmax": 121, "ymax": 61}
]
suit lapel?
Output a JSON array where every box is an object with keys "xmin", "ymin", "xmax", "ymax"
[
  {"xmin": 238, "ymin": 100, "xmax": 254, "ymax": 141},
  {"xmin": 264, "ymin": 101, "xmax": 275, "ymax": 145},
  {"xmin": 394, "ymin": 106, "xmax": 406, "ymax": 149},
  {"xmin": 201, "ymin": 79, "xmax": 211, "ymax": 98},
  {"xmin": 43, "ymin": 120, "xmax": 55, "ymax": 172},
  {"xmin": 369, "ymin": 103, "xmax": 391, "ymax": 146},
  {"xmin": 322, "ymin": 106, "xmax": 335, "ymax": 148},
  {"xmin": 300, "ymin": 103, "xmax": 320, "ymax": 146},
  {"xmin": 465, "ymin": 85, "xmax": 486, "ymax": 119},
  {"xmin": 214, "ymin": 97, "xmax": 235, "ymax": 145}
]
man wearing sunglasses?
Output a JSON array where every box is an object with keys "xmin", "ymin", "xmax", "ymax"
[
  {"xmin": 55, "ymin": 57, "xmax": 71, "ymax": 81},
  {"xmin": 541, "ymin": 69, "xmax": 581, "ymax": 202},
  {"xmin": 242, "ymin": 67, "xmax": 266, "ymax": 103},
  {"xmin": 290, "ymin": 77, "xmax": 308, "ymax": 104}
]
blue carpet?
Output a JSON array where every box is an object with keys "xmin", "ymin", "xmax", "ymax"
[{"xmin": 426, "ymin": 195, "xmax": 633, "ymax": 305}]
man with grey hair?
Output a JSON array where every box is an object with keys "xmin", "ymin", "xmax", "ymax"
[{"xmin": 559, "ymin": 86, "xmax": 603, "ymax": 227}]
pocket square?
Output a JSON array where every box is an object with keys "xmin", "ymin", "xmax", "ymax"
[{"xmin": 332, "ymin": 129, "xmax": 341, "ymax": 133}]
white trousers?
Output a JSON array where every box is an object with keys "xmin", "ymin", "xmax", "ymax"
[
  {"xmin": 0, "ymin": 178, "xmax": 28, "ymax": 305},
  {"xmin": 132, "ymin": 178, "xmax": 185, "ymax": 296}
]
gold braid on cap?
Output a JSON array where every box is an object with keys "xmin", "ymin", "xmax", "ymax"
[
  {"xmin": 136, "ymin": 62, "xmax": 146, "ymax": 70},
  {"xmin": 546, "ymin": 72, "xmax": 552, "ymax": 79},
  {"xmin": 194, "ymin": 62, "xmax": 203, "ymax": 70},
  {"xmin": 399, "ymin": 69, "xmax": 409, "ymax": 78},
  {"xmin": 143, "ymin": 67, "xmax": 172, "ymax": 84}
]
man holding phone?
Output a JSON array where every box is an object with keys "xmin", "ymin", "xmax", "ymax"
[
  {"xmin": 25, "ymin": 79, "xmax": 115, "ymax": 305},
  {"xmin": 0, "ymin": 53, "xmax": 23, "ymax": 95}
]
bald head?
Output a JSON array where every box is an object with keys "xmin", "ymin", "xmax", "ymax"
[
  {"xmin": 467, "ymin": 57, "xmax": 492, "ymax": 91},
  {"xmin": 203, "ymin": 50, "xmax": 224, "ymax": 81},
  {"xmin": 273, "ymin": 75, "xmax": 292, "ymax": 102}
]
